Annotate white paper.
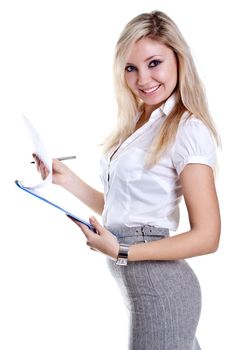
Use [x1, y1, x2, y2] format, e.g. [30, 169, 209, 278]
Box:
[22, 115, 52, 189]
[16, 115, 91, 225]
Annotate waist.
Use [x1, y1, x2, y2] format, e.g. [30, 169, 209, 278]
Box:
[106, 225, 169, 240]
[102, 207, 180, 231]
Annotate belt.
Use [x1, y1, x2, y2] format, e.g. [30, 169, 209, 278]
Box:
[106, 225, 169, 239]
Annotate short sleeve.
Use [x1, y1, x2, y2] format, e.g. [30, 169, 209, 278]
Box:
[172, 117, 217, 176]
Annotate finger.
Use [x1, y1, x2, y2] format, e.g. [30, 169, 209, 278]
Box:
[33, 155, 45, 174]
[90, 247, 99, 253]
[66, 215, 93, 239]
[78, 222, 95, 239]
[42, 166, 50, 180]
[87, 242, 98, 251]
[89, 216, 105, 236]
[35, 156, 40, 171]
[38, 161, 49, 180]
[40, 165, 47, 180]
[66, 214, 81, 227]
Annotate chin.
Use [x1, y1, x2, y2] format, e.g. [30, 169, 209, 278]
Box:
[144, 97, 164, 107]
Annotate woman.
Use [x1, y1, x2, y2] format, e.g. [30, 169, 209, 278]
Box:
[35, 10, 221, 350]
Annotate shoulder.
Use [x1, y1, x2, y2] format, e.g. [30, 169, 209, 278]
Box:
[171, 114, 217, 175]
[175, 113, 215, 149]
[177, 113, 212, 136]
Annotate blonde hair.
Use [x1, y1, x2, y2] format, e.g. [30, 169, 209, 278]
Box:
[103, 10, 219, 166]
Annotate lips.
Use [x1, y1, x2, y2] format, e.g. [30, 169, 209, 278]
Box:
[140, 84, 161, 95]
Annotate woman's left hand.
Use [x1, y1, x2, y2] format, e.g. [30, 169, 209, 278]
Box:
[67, 216, 119, 260]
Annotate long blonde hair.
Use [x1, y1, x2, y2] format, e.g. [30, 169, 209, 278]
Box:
[103, 10, 219, 166]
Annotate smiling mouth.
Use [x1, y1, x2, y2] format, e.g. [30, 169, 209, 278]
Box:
[140, 84, 161, 95]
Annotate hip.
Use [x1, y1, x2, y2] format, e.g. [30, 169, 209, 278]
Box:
[106, 225, 201, 305]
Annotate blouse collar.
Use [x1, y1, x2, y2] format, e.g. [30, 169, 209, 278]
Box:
[149, 92, 177, 122]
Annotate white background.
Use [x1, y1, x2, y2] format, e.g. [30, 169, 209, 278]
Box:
[0, 0, 232, 349]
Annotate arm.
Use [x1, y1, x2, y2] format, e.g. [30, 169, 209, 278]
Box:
[59, 164, 104, 216]
[68, 163, 221, 261]
[128, 164, 221, 261]
[34, 155, 104, 215]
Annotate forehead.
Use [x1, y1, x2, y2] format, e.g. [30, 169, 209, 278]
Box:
[126, 37, 173, 63]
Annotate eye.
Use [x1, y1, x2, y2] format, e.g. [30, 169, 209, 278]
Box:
[125, 65, 137, 72]
[149, 60, 162, 67]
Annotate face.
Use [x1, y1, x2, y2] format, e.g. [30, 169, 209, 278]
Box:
[125, 37, 178, 115]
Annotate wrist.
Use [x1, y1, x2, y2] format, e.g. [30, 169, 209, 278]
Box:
[116, 243, 130, 266]
[61, 170, 77, 189]
[112, 243, 120, 261]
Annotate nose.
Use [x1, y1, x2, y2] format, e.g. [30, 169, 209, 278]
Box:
[137, 69, 152, 87]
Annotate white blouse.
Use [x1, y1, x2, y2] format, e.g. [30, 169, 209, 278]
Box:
[99, 94, 216, 231]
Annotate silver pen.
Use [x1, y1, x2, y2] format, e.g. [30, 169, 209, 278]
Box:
[31, 155, 76, 163]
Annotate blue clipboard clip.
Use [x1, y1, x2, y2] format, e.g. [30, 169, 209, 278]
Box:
[15, 180, 96, 233]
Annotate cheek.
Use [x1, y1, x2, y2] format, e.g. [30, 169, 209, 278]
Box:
[168, 60, 178, 86]
[159, 64, 178, 87]
[125, 74, 136, 90]
[170, 69, 178, 88]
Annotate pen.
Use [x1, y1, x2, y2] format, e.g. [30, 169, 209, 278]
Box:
[31, 155, 76, 163]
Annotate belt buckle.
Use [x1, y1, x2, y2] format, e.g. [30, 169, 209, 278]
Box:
[141, 226, 148, 243]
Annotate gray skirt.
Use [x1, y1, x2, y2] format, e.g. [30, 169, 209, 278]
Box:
[106, 225, 202, 350]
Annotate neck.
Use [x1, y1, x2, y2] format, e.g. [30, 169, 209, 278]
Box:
[135, 102, 163, 131]
[144, 101, 164, 119]
[135, 113, 148, 130]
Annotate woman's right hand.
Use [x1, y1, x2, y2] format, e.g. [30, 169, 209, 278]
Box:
[33, 154, 104, 215]
[32, 154, 73, 187]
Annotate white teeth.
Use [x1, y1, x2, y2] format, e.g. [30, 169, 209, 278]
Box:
[142, 85, 160, 93]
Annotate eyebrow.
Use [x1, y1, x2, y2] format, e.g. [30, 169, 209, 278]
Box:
[126, 55, 163, 65]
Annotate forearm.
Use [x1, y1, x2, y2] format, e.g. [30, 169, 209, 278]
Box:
[128, 229, 220, 262]
[61, 171, 104, 215]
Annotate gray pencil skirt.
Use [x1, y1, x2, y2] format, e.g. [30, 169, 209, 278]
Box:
[106, 225, 202, 350]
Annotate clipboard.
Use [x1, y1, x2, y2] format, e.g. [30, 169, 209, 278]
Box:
[15, 180, 96, 232]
